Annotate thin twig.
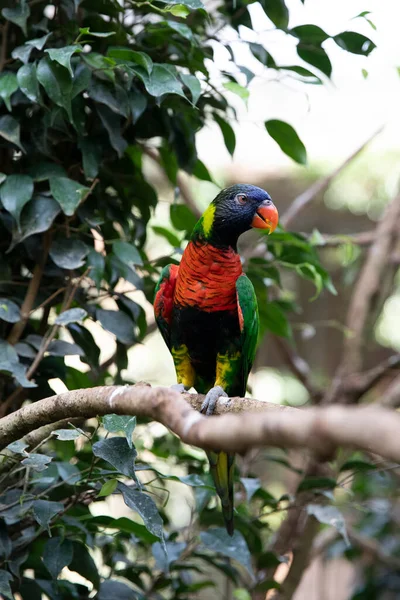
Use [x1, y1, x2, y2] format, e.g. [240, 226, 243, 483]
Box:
[0, 22, 9, 73]
[281, 125, 385, 228]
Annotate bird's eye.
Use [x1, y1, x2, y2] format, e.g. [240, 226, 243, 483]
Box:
[236, 193, 247, 205]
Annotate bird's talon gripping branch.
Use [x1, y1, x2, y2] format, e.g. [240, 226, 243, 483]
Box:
[200, 386, 228, 416]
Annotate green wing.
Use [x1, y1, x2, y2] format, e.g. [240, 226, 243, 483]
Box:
[236, 274, 259, 394]
[154, 263, 178, 351]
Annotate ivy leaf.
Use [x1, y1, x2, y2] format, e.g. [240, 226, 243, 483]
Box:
[0, 115, 25, 152]
[241, 477, 262, 502]
[108, 47, 153, 74]
[17, 64, 41, 103]
[21, 454, 52, 472]
[290, 24, 329, 44]
[307, 504, 350, 546]
[0, 174, 34, 228]
[37, 57, 73, 120]
[9, 195, 61, 251]
[280, 65, 322, 84]
[0, 73, 19, 111]
[265, 119, 307, 165]
[69, 542, 100, 589]
[170, 204, 198, 231]
[156, 0, 204, 8]
[181, 73, 201, 105]
[200, 528, 254, 580]
[6, 440, 29, 454]
[55, 308, 87, 326]
[214, 114, 236, 156]
[45, 45, 81, 77]
[50, 238, 89, 270]
[97, 580, 139, 600]
[92, 436, 137, 479]
[79, 138, 100, 179]
[43, 537, 73, 579]
[2, 0, 30, 36]
[96, 309, 135, 345]
[52, 428, 83, 441]
[113, 240, 143, 267]
[152, 540, 186, 572]
[86, 249, 105, 289]
[0, 299, 21, 324]
[102, 414, 137, 449]
[96, 104, 127, 157]
[118, 482, 164, 540]
[50, 176, 89, 216]
[32, 500, 64, 532]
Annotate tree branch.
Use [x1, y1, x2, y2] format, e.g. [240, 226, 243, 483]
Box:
[281, 125, 385, 228]
[2, 386, 400, 465]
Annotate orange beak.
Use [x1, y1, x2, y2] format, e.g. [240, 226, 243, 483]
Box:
[251, 200, 279, 234]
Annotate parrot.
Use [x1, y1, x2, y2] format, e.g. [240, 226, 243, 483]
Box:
[154, 184, 279, 535]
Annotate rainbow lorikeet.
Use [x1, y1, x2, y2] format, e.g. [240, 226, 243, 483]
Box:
[154, 184, 278, 535]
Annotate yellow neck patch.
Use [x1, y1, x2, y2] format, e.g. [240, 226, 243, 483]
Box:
[202, 203, 216, 237]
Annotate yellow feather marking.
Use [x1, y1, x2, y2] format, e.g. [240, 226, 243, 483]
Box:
[202, 203, 216, 237]
[172, 344, 196, 388]
[215, 351, 241, 389]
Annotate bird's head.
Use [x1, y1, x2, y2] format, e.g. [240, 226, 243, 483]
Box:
[194, 184, 278, 247]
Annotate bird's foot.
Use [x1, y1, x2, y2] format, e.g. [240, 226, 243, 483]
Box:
[200, 386, 228, 416]
[170, 383, 186, 393]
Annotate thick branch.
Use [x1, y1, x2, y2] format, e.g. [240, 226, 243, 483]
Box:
[281, 126, 385, 228]
[2, 386, 400, 465]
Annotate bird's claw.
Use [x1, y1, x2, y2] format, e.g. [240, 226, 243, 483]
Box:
[170, 383, 186, 394]
[200, 385, 228, 416]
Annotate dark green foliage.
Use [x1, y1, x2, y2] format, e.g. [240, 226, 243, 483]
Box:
[0, 0, 380, 597]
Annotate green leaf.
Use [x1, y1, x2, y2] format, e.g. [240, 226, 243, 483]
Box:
[88, 80, 129, 117]
[98, 478, 118, 497]
[79, 138, 100, 179]
[113, 240, 143, 267]
[297, 476, 337, 492]
[93, 437, 137, 479]
[0, 299, 21, 324]
[2, 0, 30, 35]
[334, 31, 376, 55]
[297, 44, 332, 78]
[241, 477, 262, 501]
[200, 528, 254, 580]
[9, 195, 60, 251]
[32, 500, 64, 532]
[339, 459, 375, 472]
[262, 0, 288, 28]
[107, 47, 153, 74]
[0, 73, 19, 111]
[21, 454, 52, 471]
[17, 64, 41, 103]
[28, 162, 67, 182]
[129, 89, 147, 123]
[307, 504, 350, 546]
[144, 64, 186, 98]
[157, 0, 204, 7]
[102, 414, 137, 448]
[55, 308, 87, 326]
[168, 4, 190, 17]
[52, 428, 83, 440]
[90, 515, 159, 543]
[290, 24, 329, 44]
[152, 540, 186, 572]
[0, 173, 5, 185]
[45, 45, 81, 77]
[6, 440, 29, 454]
[0, 174, 34, 228]
[96, 104, 127, 157]
[97, 580, 139, 600]
[262, 301, 291, 337]
[265, 119, 307, 164]
[214, 114, 236, 156]
[223, 81, 249, 105]
[152, 226, 181, 248]
[50, 238, 89, 270]
[0, 339, 36, 388]
[69, 542, 100, 589]
[78, 27, 115, 38]
[181, 73, 201, 105]
[0, 115, 25, 152]
[50, 176, 90, 216]
[37, 57, 73, 119]
[43, 537, 73, 579]
[167, 20, 194, 41]
[0, 570, 13, 600]
[192, 159, 213, 182]
[170, 204, 198, 231]
[56, 462, 81, 484]
[118, 482, 164, 540]
[86, 249, 105, 289]
[280, 65, 322, 84]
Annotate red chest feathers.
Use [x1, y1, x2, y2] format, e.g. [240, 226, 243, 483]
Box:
[174, 241, 242, 312]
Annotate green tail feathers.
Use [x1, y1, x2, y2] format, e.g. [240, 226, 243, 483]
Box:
[208, 450, 235, 536]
